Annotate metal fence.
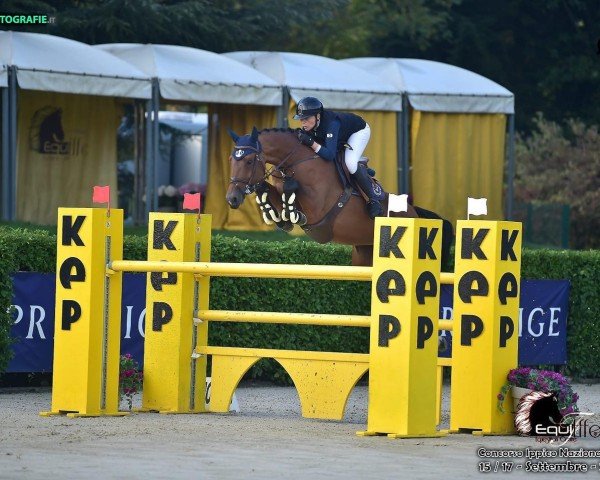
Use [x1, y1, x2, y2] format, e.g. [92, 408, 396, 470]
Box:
[512, 202, 570, 249]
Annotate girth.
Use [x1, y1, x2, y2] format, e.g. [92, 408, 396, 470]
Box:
[301, 187, 353, 244]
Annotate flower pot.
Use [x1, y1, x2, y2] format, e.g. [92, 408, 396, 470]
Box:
[512, 386, 533, 412]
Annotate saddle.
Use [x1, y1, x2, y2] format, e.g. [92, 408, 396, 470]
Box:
[334, 149, 386, 202]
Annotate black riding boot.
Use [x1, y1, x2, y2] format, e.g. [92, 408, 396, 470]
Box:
[351, 163, 383, 218]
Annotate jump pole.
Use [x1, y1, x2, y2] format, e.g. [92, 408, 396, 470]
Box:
[140, 212, 212, 414]
[359, 216, 445, 438]
[450, 220, 522, 435]
[41, 208, 125, 417]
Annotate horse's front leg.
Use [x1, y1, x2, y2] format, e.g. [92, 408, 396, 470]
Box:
[255, 181, 293, 231]
[281, 178, 307, 226]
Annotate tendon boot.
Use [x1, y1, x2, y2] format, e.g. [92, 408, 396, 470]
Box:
[351, 163, 383, 218]
[254, 185, 293, 231]
[282, 177, 307, 226]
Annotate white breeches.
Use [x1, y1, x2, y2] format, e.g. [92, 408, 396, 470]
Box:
[345, 123, 371, 174]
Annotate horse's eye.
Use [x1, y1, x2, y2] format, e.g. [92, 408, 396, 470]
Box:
[246, 158, 253, 165]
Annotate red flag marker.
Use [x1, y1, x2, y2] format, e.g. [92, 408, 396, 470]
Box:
[93, 185, 110, 204]
[183, 192, 201, 211]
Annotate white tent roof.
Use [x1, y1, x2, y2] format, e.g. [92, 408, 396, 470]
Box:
[225, 51, 401, 111]
[0, 31, 151, 98]
[343, 58, 514, 114]
[95, 44, 282, 106]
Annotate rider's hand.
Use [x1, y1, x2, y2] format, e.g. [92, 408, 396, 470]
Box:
[297, 130, 315, 147]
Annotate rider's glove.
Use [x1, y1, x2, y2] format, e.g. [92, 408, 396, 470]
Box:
[297, 130, 315, 147]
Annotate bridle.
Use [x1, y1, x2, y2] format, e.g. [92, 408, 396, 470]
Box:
[229, 143, 264, 195]
[229, 135, 319, 195]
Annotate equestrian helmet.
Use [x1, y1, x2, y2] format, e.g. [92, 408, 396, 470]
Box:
[294, 97, 323, 120]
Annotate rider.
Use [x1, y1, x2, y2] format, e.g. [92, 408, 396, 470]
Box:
[294, 96, 383, 218]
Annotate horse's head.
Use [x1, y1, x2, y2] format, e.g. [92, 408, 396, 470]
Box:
[226, 127, 265, 209]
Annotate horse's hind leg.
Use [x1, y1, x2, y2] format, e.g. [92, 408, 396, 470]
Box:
[352, 245, 373, 266]
[413, 206, 455, 272]
[440, 218, 454, 272]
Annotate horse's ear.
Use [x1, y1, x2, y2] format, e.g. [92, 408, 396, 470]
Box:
[227, 128, 239, 143]
[250, 126, 259, 142]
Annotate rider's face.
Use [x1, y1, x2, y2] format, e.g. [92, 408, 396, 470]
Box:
[301, 115, 318, 131]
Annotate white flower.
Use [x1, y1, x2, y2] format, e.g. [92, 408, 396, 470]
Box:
[157, 185, 166, 196]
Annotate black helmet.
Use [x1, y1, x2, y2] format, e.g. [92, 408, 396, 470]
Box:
[293, 97, 323, 120]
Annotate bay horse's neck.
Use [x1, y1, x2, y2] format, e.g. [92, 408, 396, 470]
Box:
[258, 130, 343, 222]
[258, 130, 301, 167]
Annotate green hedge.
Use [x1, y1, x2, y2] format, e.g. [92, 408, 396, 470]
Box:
[1, 226, 599, 380]
[521, 249, 600, 378]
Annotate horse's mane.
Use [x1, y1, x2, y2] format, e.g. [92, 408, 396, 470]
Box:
[259, 128, 297, 135]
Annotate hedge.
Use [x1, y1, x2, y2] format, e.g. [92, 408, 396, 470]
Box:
[1, 226, 599, 381]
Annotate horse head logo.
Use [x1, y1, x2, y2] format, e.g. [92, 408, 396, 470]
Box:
[29, 106, 69, 154]
[515, 391, 564, 436]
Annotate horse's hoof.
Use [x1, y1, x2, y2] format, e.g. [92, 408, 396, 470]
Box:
[276, 221, 293, 232]
[293, 212, 307, 226]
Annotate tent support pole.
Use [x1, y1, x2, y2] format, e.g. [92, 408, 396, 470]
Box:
[506, 113, 515, 220]
[151, 78, 160, 213]
[133, 100, 145, 225]
[399, 94, 410, 194]
[1, 66, 17, 221]
[1, 84, 9, 220]
[144, 80, 157, 223]
[278, 87, 290, 128]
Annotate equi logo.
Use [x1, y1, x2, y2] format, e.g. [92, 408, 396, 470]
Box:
[29, 106, 82, 155]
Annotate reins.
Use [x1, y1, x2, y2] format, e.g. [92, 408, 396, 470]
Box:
[229, 134, 318, 193]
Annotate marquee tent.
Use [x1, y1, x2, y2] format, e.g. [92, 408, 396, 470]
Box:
[95, 43, 283, 229]
[0, 31, 152, 224]
[343, 57, 515, 224]
[225, 51, 400, 111]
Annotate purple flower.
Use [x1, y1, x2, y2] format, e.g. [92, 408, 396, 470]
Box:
[497, 393, 504, 400]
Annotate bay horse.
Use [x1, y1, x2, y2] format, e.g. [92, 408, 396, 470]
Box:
[226, 127, 453, 267]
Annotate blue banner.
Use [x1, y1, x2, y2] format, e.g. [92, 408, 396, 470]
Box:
[8, 273, 147, 372]
[437, 280, 569, 365]
[7, 273, 569, 372]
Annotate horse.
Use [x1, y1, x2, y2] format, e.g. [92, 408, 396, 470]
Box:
[225, 127, 453, 267]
